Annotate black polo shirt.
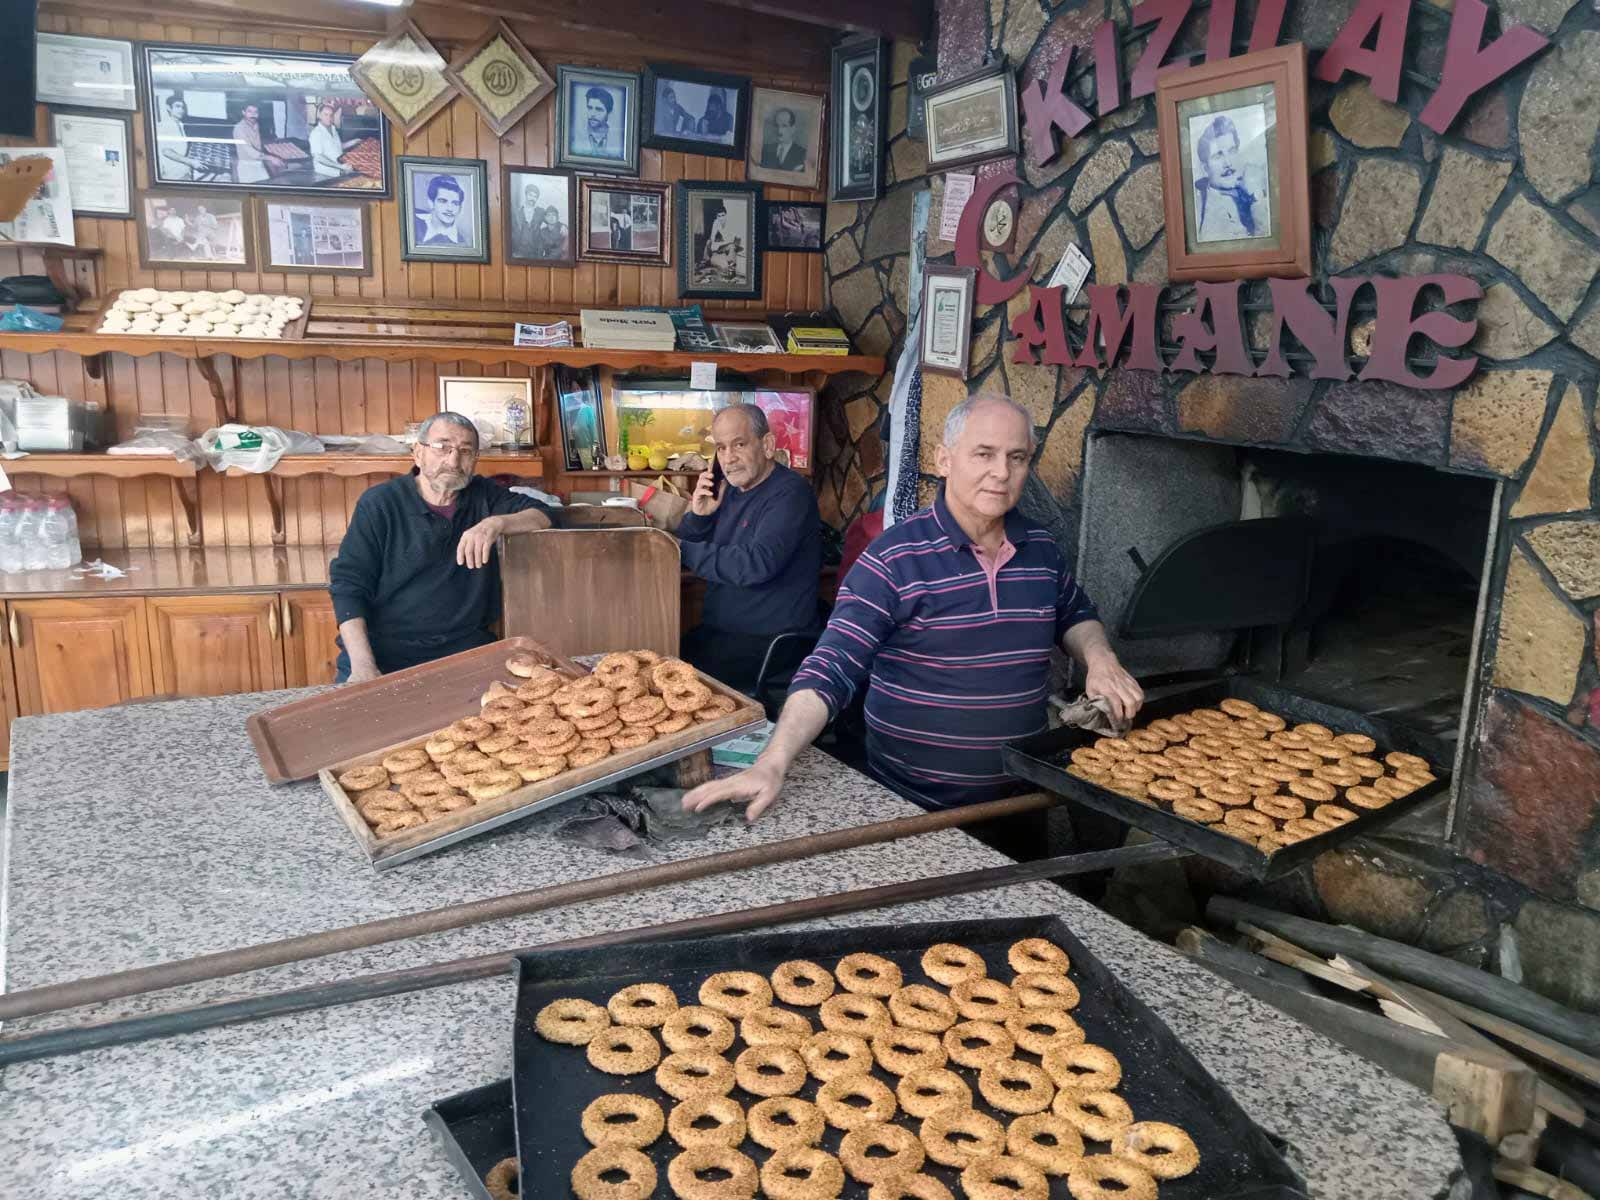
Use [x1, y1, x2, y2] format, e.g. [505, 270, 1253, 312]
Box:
[329, 473, 541, 674]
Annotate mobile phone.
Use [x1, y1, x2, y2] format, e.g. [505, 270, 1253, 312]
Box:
[711, 453, 725, 489]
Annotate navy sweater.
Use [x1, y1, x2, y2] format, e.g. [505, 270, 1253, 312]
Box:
[676, 462, 822, 636]
[329, 473, 541, 673]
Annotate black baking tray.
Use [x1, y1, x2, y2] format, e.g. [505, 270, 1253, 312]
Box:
[512, 915, 1307, 1200]
[1003, 677, 1451, 881]
[423, 1078, 518, 1200]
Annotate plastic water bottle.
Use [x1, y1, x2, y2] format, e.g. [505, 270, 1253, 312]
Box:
[64, 498, 82, 567]
[41, 498, 73, 570]
[0, 496, 21, 575]
[16, 498, 45, 572]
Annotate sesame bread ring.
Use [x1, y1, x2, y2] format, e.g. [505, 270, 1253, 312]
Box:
[888, 984, 958, 1032]
[558, 686, 613, 719]
[594, 652, 642, 681]
[699, 970, 773, 1017]
[1066, 1156, 1157, 1200]
[816, 1072, 896, 1130]
[650, 659, 698, 692]
[1290, 721, 1332, 741]
[1397, 766, 1437, 787]
[980, 1058, 1056, 1114]
[1009, 1113, 1087, 1175]
[922, 942, 987, 986]
[1334, 732, 1378, 755]
[921, 1108, 1005, 1167]
[742, 1006, 813, 1048]
[448, 716, 494, 742]
[1258, 831, 1294, 854]
[1106, 777, 1149, 803]
[664, 1006, 737, 1055]
[1009, 937, 1069, 975]
[1201, 780, 1252, 807]
[1289, 776, 1337, 804]
[1283, 817, 1333, 842]
[1173, 796, 1224, 824]
[1042, 1042, 1123, 1093]
[1228, 743, 1271, 764]
[1109, 761, 1155, 786]
[665, 681, 714, 714]
[610, 675, 650, 704]
[951, 977, 1018, 1021]
[1146, 717, 1188, 742]
[1053, 1090, 1134, 1142]
[896, 1067, 972, 1118]
[1223, 809, 1276, 838]
[467, 770, 520, 802]
[574, 709, 623, 732]
[338, 763, 389, 792]
[609, 982, 679, 1027]
[760, 1146, 845, 1200]
[582, 1093, 665, 1148]
[772, 960, 836, 1006]
[517, 758, 568, 782]
[819, 993, 891, 1037]
[1093, 736, 1138, 759]
[1373, 775, 1417, 799]
[1251, 710, 1287, 731]
[837, 952, 902, 997]
[481, 696, 525, 723]
[1187, 734, 1231, 758]
[1307, 739, 1350, 761]
[841, 1122, 926, 1183]
[1170, 766, 1219, 789]
[871, 1028, 946, 1076]
[943, 1020, 1015, 1068]
[424, 736, 460, 761]
[1112, 1121, 1200, 1179]
[748, 1096, 824, 1150]
[1342, 755, 1385, 779]
[525, 717, 578, 751]
[1257, 761, 1302, 784]
[569, 741, 612, 768]
[1163, 744, 1208, 767]
[1315, 804, 1358, 827]
[1123, 731, 1167, 754]
[1347, 784, 1393, 809]
[1192, 707, 1234, 728]
[1313, 763, 1362, 788]
[1007, 1008, 1086, 1055]
[1067, 764, 1111, 785]
[667, 1095, 747, 1149]
[1070, 747, 1115, 771]
[404, 777, 457, 800]
[654, 712, 694, 735]
[535, 996, 609, 1044]
[632, 649, 663, 667]
[1218, 697, 1260, 718]
[1015, 972, 1080, 1011]
[511, 705, 559, 735]
[657, 1050, 736, 1100]
[1254, 793, 1306, 821]
[572, 1145, 656, 1200]
[961, 1156, 1050, 1200]
[619, 695, 669, 725]
[802, 1030, 873, 1081]
[1270, 730, 1312, 751]
[1133, 753, 1178, 777]
[694, 695, 740, 722]
[868, 1176, 953, 1200]
[440, 766, 484, 789]
[1146, 778, 1194, 805]
[445, 748, 497, 772]
[485, 1157, 518, 1200]
[587, 1025, 661, 1074]
[495, 745, 545, 767]
[1173, 714, 1212, 737]
[357, 789, 409, 816]
[1276, 749, 1320, 771]
[515, 677, 563, 702]
[1239, 772, 1282, 796]
[383, 748, 432, 774]
[476, 732, 518, 755]
[375, 811, 425, 834]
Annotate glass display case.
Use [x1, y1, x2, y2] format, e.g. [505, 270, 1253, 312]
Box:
[611, 378, 814, 470]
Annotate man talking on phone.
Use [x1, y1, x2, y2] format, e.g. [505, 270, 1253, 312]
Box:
[677, 403, 823, 692]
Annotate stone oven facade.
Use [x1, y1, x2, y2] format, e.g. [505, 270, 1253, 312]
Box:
[818, 0, 1600, 1007]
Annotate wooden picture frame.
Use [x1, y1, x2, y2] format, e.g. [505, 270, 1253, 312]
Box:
[556, 65, 641, 176]
[398, 156, 490, 264]
[747, 87, 825, 190]
[923, 61, 1019, 171]
[348, 20, 456, 139]
[440, 375, 534, 448]
[676, 180, 763, 302]
[446, 20, 556, 140]
[503, 167, 577, 267]
[1155, 43, 1311, 282]
[829, 36, 887, 202]
[256, 197, 373, 276]
[36, 33, 136, 111]
[759, 200, 824, 253]
[919, 264, 976, 377]
[577, 177, 670, 267]
[135, 189, 255, 270]
[555, 366, 605, 469]
[49, 108, 133, 218]
[641, 64, 751, 160]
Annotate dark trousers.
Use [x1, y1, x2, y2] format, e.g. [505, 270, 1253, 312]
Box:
[680, 624, 782, 694]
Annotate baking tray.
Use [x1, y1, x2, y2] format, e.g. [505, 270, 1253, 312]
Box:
[423, 1078, 517, 1200]
[511, 915, 1307, 1200]
[1003, 678, 1451, 881]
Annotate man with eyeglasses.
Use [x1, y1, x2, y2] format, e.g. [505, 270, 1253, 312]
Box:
[329, 412, 552, 684]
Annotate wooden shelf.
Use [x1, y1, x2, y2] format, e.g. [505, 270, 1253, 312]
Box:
[6, 453, 196, 480]
[221, 454, 543, 480]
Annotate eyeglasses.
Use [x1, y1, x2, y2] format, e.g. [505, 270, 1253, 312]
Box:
[419, 440, 478, 458]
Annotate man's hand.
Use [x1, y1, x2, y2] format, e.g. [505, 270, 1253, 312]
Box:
[689, 469, 724, 517]
[682, 759, 787, 822]
[457, 515, 504, 569]
[344, 662, 381, 685]
[1083, 650, 1144, 726]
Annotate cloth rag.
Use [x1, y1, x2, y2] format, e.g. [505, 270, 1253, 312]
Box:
[1048, 692, 1129, 737]
[554, 780, 740, 855]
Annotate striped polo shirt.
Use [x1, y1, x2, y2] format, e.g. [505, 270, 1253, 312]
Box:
[790, 489, 1098, 808]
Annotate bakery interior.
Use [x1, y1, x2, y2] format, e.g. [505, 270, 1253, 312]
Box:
[0, 0, 1598, 1196]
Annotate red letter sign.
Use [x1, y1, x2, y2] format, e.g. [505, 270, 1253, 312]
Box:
[1129, 0, 1194, 98]
[1169, 281, 1253, 376]
[1074, 285, 1164, 371]
[1360, 274, 1481, 390]
[1256, 277, 1363, 380]
[1021, 52, 1093, 165]
[1094, 20, 1123, 116]
[1420, 0, 1549, 134]
[1011, 286, 1074, 365]
[1314, 0, 1411, 102]
[955, 166, 1031, 307]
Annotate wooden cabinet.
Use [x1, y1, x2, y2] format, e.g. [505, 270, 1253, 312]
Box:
[282, 592, 340, 687]
[9, 597, 155, 716]
[149, 595, 286, 698]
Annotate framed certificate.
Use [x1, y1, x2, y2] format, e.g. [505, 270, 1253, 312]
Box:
[919, 265, 976, 376]
[35, 33, 136, 111]
[50, 110, 133, 218]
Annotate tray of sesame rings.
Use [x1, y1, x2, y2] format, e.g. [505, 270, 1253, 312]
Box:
[1002, 678, 1451, 881]
[506, 915, 1308, 1200]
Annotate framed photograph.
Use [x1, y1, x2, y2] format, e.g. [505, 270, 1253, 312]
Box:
[556, 65, 640, 175]
[399, 156, 489, 263]
[258, 198, 371, 275]
[760, 200, 824, 253]
[555, 366, 605, 469]
[642, 64, 749, 160]
[578, 177, 670, 267]
[748, 87, 825, 189]
[440, 376, 534, 449]
[141, 43, 390, 196]
[50, 109, 133, 218]
[348, 20, 455, 139]
[677, 181, 762, 301]
[504, 167, 576, 267]
[446, 20, 555, 140]
[36, 33, 135, 111]
[711, 322, 782, 353]
[923, 62, 1019, 171]
[829, 37, 887, 202]
[0, 148, 74, 246]
[136, 191, 253, 270]
[1156, 43, 1311, 282]
[919, 265, 976, 376]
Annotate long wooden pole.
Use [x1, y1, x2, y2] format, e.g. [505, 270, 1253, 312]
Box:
[0, 792, 1058, 1023]
[0, 842, 1186, 1067]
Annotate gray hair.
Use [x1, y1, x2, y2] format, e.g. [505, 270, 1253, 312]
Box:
[942, 393, 1037, 450]
[418, 411, 480, 449]
[714, 402, 770, 439]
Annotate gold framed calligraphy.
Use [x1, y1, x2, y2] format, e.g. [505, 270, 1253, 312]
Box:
[349, 22, 456, 140]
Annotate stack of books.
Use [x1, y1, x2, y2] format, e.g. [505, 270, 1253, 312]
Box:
[513, 320, 574, 348]
[769, 311, 852, 355]
[580, 309, 678, 352]
[639, 305, 718, 352]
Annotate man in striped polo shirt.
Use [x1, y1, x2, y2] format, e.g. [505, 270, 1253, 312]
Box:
[684, 393, 1142, 828]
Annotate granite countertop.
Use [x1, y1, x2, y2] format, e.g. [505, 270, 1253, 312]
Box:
[0, 691, 1462, 1198]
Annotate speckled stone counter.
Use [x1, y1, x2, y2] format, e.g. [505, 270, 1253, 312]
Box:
[0, 691, 1462, 1198]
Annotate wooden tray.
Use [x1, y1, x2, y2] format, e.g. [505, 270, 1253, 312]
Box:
[91, 288, 312, 341]
[500, 528, 680, 659]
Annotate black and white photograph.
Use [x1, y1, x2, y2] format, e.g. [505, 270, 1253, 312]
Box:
[760, 200, 824, 253]
[398, 156, 489, 263]
[829, 37, 886, 202]
[711, 322, 782, 353]
[36, 33, 136, 111]
[503, 167, 576, 267]
[578, 177, 670, 266]
[136, 191, 253, 269]
[642, 65, 749, 159]
[50, 109, 133, 218]
[1185, 101, 1274, 245]
[141, 43, 389, 195]
[259, 198, 370, 274]
[556, 65, 640, 175]
[677, 181, 762, 301]
[747, 87, 824, 189]
[923, 63, 1019, 170]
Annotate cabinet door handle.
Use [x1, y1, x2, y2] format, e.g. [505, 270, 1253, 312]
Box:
[268, 603, 279, 640]
[282, 597, 293, 637]
[7, 609, 17, 648]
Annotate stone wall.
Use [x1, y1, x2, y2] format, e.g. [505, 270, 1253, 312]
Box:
[822, 0, 1600, 1004]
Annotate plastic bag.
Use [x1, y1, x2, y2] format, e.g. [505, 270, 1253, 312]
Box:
[105, 430, 206, 467]
[197, 424, 324, 473]
[0, 304, 63, 333]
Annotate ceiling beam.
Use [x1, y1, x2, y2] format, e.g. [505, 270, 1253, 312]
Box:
[694, 0, 930, 43]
